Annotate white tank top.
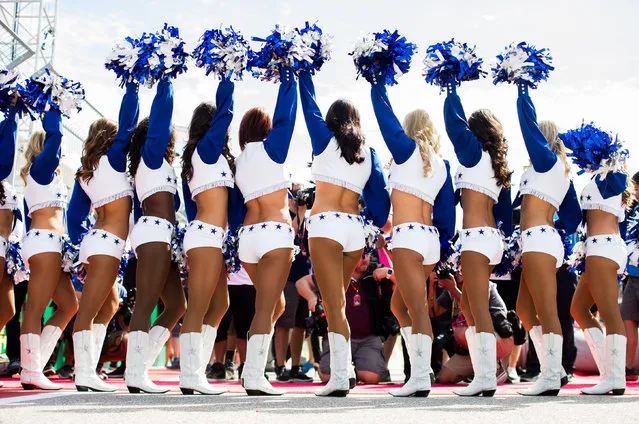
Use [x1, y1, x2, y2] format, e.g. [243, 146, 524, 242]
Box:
[454, 151, 500, 201]
[24, 173, 68, 216]
[188, 149, 234, 199]
[134, 158, 177, 203]
[519, 159, 570, 210]
[235, 142, 290, 202]
[387, 147, 446, 205]
[311, 138, 371, 195]
[79, 155, 133, 208]
[581, 179, 625, 222]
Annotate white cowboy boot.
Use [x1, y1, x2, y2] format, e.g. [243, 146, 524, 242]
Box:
[73, 331, 117, 392]
[316, 332, 350, 397]
[124, 331, 169, 394]
[179, 332, 225, 395]
[201, 325, 217, 372]
[242, 333, 285, 395]
[528, 325, 568, 387]
[454, 331, 497, 397]
[92, 323, 107, 370]
[347, 336, 356, 389]
[519, 333, 562, 396]
[147, 326, 170, 369]
[390, 333, 431, 397]
[20, 333, 62, 390]
[583, 327, 605, 377]
[40, 325, 62, 370]
[582, 334, 626, 395]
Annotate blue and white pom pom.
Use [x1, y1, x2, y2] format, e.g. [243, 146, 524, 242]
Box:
[567, 232, 587, 274]
[105, 35, 148, 87]
[559, 122, 629, 176]
[171, 223, 188, 278]
[137, 23, 188, 85]
[492, 229, 522, 277]
[349, 30, 417, 86]
[361, 215, 382, 257]
[423, 39, 486, 91]
[434, 236, 460, 277]
[298, 22, 332, 75]
[249, 24, 317, 82]
[192, 27, 253, 80]
[5, 239, 29, 283]
[19, 69, 84, 118]
[492, 42, 554, 88]
[61, 237, 83, 275]
[223, 231, 241, 273]
[0, 68, 30, 117]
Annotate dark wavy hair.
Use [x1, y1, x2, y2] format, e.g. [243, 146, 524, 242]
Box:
[239, 107, 272, 151]
[468, 109, 512, 189]
[325, 99, 365, 165]
[77, 118, 118, 182]
[182, 102, 235, 183]
[127, 117, 176, 178]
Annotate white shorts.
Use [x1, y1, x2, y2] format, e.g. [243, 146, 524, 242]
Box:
[307, 212, 365, 253]
[238, 221, 294, 264]
[184, 220, 225, 254]
[130, 216, 174, 253]
[0, 235, 7, 260]
[391, 223, 440, 265]
[79, 229, 126, 264]
[585, 234, 627, 274]
[521, 225, 563, 268]
[460, 226, 504, 265]
[22, 229, 63, 266]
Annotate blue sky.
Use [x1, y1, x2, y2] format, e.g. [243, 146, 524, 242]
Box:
[55, 0, 639, 186]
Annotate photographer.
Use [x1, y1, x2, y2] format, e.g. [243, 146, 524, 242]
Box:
[273, 183, 314, 382]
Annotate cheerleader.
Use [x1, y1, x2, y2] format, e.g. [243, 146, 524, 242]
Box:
[235, 67, 297, 396]
[125, 79, 186, 394]
[513, 84, 581, 396]
[443, 84, 512, 397]
[299, 70, 391, 397]
[569, 150, 631, 395]
[65, 82, 140, 392]
[370, 82, 455, 397]
[20, 111, 79, 390]
[178, 77, 237, 395]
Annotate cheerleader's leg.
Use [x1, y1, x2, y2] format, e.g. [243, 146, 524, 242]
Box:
[0, 272, 15, 331]
[154, 264, 186, 331]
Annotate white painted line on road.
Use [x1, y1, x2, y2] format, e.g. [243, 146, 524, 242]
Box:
[0, 391, 77, 405]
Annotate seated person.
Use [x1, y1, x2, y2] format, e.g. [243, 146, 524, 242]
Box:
[434, 269, 515, 384]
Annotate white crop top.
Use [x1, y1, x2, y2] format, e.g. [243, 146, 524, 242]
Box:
[0, 182, 18, 211]
[454, 150, 500, 201]
[79, 156, 133, 209]
[24, 173, 68, 216]
[311, 138, 371, 195]
[387, 147, 446, 205]
[235, 142, 289, 203]
[580, 179, 625, 222]
[135, 158, 177, 203]
[188, 149, 234, 199]
[519, 160, 570, 210]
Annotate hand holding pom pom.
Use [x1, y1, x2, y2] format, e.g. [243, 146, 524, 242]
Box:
[0, 68, 31, 117]
[298, 22, 332, 75]
[150, 24, 189, 82]
[492, 42, 554, 88]
[105, 36, 148, 87]
[423, 39, 486, 91]
[350, 30, 417, 86]
[192, 27, 254, 80]
[19, 69, 85, 119]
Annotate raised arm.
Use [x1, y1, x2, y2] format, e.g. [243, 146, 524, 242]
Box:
[0, 107, 18, 181]
[362, 148, 391, 228]
[30, 110, 63, 185]
[596, 171, 628, 199]
[433, 160, 456, 241]
[298, 71, 333, 156]
[196, 79, 234, 164]
[67, 180, 92, 244]
[140, 79, 174, 170]
[107, 82, 140, 172]
[370, 84, 415, 164]
[443, 85, 483, 168]
[263, 69, 298, 164]
[517, 84, 556, 173]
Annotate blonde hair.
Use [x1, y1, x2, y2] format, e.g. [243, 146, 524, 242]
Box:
[539, 120, 570, 176]
[402, 109, 441, 177]
[20, 131, 45, 184]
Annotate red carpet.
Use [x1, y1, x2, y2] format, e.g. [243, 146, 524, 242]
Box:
[1, 369, 638, 398]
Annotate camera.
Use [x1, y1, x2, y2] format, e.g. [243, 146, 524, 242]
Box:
[305, 301, 327, 336]
[117, 287, 136, 326]
[294, 185, 316, 209]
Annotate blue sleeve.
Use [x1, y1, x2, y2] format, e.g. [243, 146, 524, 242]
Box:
[493, 187, 513, 237]
[0, 108, 18, 180]
[433, 160, 456, 241]
[556, 181, 581, 235]
[133, 193, 142, 222]
[443, 85, 483, 168]
[140, 79, 174, 170]
[620, 218, 627, 239]
[107, 82, 140, 172]
[227, 185, 247, 234]
[182, 181, 197, 222]
[595, 172, 627, 199]
[30, 110, 63, 185]
[67, 180, 92, 244]
[196, 79, 234, 164]
[23, 199, 31, 231]
[516, 85, 557, 173]
[174, 191, 181, 213]
[370, 84, 416, 164]
[298, 71, 333, 156]
[263, 70, 298, 164]
[361, 148, 391, 228]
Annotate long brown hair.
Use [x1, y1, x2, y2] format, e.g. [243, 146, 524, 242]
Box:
[468, 109, 512, 189]
[325, 99, 365, 165]
[76, 118, 118, 182]
[182, 102, 235, 183]
[127, 118, 176, 178]
[20, 131, 45, 184]
[238, 107, 272, 151]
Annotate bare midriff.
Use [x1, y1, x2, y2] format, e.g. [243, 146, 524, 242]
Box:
[585, 209, 620, 237]
[0, 209, 13, 239]
[193, 186, 228, 229]
[30, 207, 66, 236]
[520, 195, 556, 230]
[244, 188, 291, 226]
[93, 196, 132, 240]
[141, 191, 176, 223]
[311, 181, 360, 217]
[391, 190, 433, 227]
[461, 189, 496, 229]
